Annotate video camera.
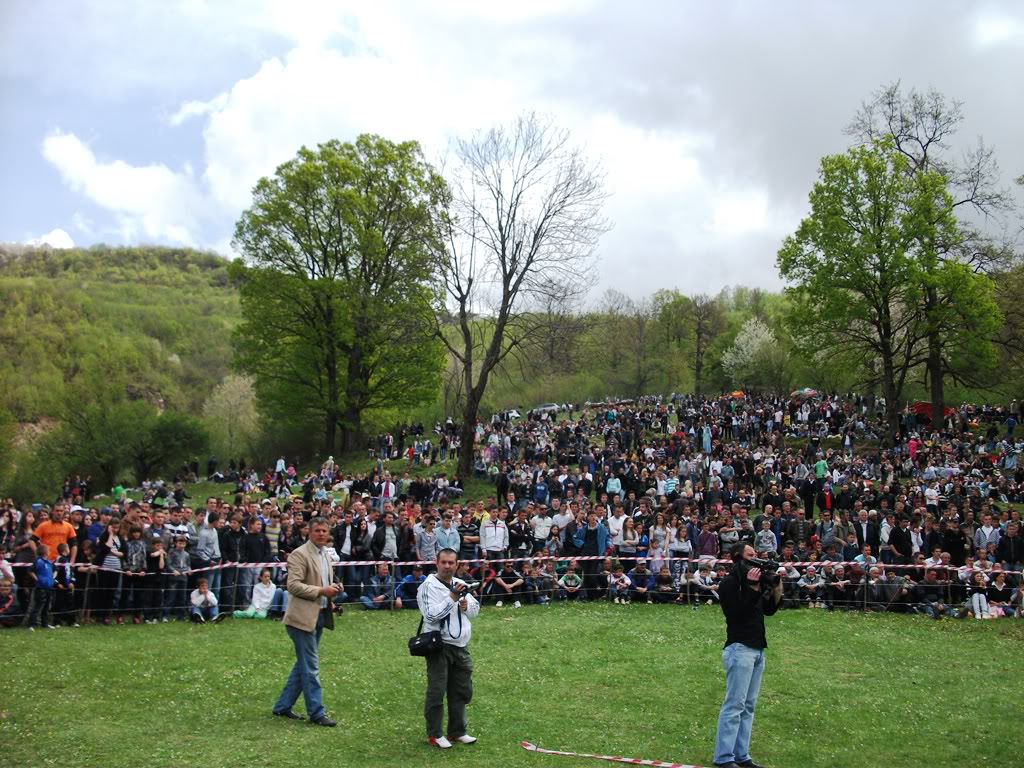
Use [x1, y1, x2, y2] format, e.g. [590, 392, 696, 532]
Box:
[737, 555, 781, 589]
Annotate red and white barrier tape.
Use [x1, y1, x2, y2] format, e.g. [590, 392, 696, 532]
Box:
[521, 741, 709, 768]
[9, 555, 1019, 575]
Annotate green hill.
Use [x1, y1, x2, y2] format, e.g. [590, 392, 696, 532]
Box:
[0, 244, 240, 422]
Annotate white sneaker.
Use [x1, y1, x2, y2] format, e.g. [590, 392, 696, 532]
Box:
[46, 624, 58, 629]
[495, 601, 503, 608]
[448, 734, 477, 745]
[428, 736, 453, 749]
[161, 617, 169, 623]
[613, 597, 620, 604]
[513, 600, 522, 608]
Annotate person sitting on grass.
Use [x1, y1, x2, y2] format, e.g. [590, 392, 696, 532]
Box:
[627, 559, 653, 604]
[0, 578, 22, 628]
[233, 568, 276, 619]
[608, 563, 631, 604]
[798, 565, 826, 608]
[690, 561, 720, 605]
[359, 563, 396, 610]
[190, 577, 224, 623]
[557, 567, 583, 601]
[532, 563, 556, 604]
[652, 565, 676, 603]
[490, 561, 524, 608]
[395, 564, 425, 609]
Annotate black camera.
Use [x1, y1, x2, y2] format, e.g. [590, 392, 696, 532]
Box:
[738, 555, 781, 589]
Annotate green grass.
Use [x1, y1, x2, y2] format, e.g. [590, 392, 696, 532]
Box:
[3, 606, 1021, 768]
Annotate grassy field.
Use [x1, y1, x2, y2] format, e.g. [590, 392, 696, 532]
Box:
[3, 605, 1021, 768]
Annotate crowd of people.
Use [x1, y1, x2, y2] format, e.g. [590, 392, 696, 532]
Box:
[3, 391, 1024, 629]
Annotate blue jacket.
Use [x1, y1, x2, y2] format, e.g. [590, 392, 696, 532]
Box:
[627, 568, 654, 591]
[573, 522, 609, 555]
[33, 557, 56, 589]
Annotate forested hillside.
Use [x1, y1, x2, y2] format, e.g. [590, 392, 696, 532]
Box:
[0, 245, 239, 421]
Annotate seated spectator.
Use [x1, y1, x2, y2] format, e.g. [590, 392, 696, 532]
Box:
[652, 565, 676, 603]
[607, 564, 631, 604]
[0, 578, 22, 627]
[395, 564, 425, 609]
[917, 568, 952, 619]
[627, 560, 653, 604]
[798, 565, 825, 608]
[988, 571, 1013, 617]
[967, 571, 997, 619]
[690, 562, 720, 605]
[488, 562, 524, 608]
[557, 567, 583, 601]
[359, 564, 396, 610]
[532, 563, 556, 604]
[190, 578, 224, 623]
[233, 568, 275, 619]
[825, 564, 855, 610]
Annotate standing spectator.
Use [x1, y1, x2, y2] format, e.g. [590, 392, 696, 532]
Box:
[144, 539, 166, 624]
[124, 525, 147, 624]
[52, 543, 77, 626]
[479, 508, 509, 564]
[572, 510, 609, 601]
[164, 536, 190, 621]
[33, 505, 78, 563]
[27, 543, 56, 630]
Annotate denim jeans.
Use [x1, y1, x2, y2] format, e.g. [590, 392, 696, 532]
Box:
[274, 612, 326, 720]
[270, 587, 289, 614]
[190, 604, 219, 620]
[714, 643, 765, 766]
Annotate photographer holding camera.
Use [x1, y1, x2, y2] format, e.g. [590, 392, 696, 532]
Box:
[418, 548, 480, 749]
[712, 543, 783, 768]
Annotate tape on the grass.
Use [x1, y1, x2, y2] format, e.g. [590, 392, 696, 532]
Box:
[521, 740, 710, 768]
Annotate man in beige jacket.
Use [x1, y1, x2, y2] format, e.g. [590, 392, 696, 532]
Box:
[272, 517, 342, 726]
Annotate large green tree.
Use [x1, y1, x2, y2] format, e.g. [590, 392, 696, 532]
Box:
[232, 135, 445, 455]
[846, 83, 1012, 422]
[778, 141, 962, 444]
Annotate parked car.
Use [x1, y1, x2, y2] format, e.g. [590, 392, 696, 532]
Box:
[535, 403, 560, 415]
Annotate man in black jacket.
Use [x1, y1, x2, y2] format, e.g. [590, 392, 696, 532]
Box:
[218, 514, 245, 611]
[997, 521, 1023, 584]
[887, 515, 913, 566]
[239, 517, 272, 606]
[712, 543, 782, 768]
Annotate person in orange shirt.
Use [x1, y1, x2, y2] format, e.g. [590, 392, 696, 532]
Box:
[33, 506, 78, 563]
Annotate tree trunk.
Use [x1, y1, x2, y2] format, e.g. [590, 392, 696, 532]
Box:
[458, 390, 481, 479]
[881, 355, 900, 448]
[341, 407, 362, 453]
[694, 335, 704, 397]
[927, 330, 944, 432]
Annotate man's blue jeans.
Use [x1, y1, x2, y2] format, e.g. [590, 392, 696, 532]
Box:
[714, 643, 765, 766]
[274, 612, 326, 720]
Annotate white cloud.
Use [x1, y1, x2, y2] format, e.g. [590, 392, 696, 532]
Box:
[27, 228, 75, 249]
[41, 130, 203, 245]
[169, 93, 229, 126]
[973, 14, 1024, 47]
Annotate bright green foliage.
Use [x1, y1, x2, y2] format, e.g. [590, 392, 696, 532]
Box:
[778, 141, 964, 442]
[0, 245, 238, 420]
[232, 135, 445, 454]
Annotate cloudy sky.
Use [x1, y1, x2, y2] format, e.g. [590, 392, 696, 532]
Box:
[1, 1, 1021, 297]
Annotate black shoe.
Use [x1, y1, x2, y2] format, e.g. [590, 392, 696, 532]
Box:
[310, 715, 337, 727]
[190, 613, 204, 624]
[738, 761, 767, 768]
[272, 709, 306, 721]
[211, 613, 227, 623]
[714, 763, 741, 768]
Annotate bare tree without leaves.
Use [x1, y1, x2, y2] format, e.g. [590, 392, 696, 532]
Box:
[433, 113, 611, 478]
[846, 83, 1016, 421]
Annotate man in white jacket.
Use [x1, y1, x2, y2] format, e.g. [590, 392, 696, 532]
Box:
[418, 548, 479, 749]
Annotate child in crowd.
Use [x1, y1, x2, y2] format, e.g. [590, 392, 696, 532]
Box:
[0, 578, 22, 627]
[145, 538, 165, 624]
[608, 563, 631, 604]
[653, 565, 676, 603]
[53, 543, 78, 627]
[124, 525, 147, 624]
[165, 536, 190, 621]
[190, 577, 224, 623]
[234, 568, 275, 619]
[27, 543, 56, 630]
[557, 567, 582, 601]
